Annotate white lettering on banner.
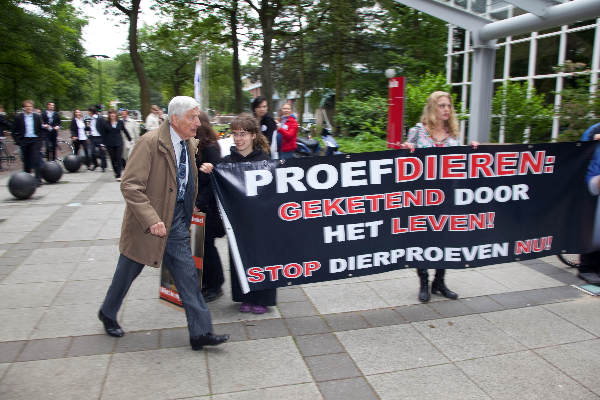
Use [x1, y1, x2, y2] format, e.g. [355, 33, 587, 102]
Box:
[243, 151, 555, 196]
[454, 184, 529, 205]
[323, 220, 384, 243]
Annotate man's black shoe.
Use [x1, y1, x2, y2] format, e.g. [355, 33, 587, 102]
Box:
[202, 288, 224, 303]
[190, 333, 230, 350]
[98, 310, 124, 337]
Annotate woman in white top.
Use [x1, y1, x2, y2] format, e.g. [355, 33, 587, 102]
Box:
[70, 109, 91, 169]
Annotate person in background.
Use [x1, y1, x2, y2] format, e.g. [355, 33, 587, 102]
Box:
[195, 111, 226, 303]
[145, 105, 165, 132]
[276, 103, 297, 160]
[103, 109, 132, 181]
[224, 113, 276, 314]
[252, 96, 278, 159]
[120, 109, 140, 168]
[402, 91, 478, 303]
[0, 104, 12, 134]
[70, 109, 91, 169]
[88, 106, 107, 172]
[12, 100, 44, 185]
[98, 96, 229, 351]
[41, 101, 61, 161]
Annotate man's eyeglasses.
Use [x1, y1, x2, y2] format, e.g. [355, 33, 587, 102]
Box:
[232, 130, 250, 138]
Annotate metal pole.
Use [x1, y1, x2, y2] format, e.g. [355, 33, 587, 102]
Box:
[98, 57, 103, 107]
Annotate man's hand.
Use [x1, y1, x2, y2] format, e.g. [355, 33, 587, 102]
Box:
[150, 221, 167, 237]
[199, 162, 213, 174]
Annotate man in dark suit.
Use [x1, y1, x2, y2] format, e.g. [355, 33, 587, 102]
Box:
[42, 101, 61, 161]
[12, 100, 45, 184]
[87, 106, 107, 172]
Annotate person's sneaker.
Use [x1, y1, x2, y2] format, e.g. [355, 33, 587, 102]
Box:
[251, 305, 268, 314]
[239, 303, 252, 313]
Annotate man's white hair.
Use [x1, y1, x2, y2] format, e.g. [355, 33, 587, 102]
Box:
[167, 96, 199, 122]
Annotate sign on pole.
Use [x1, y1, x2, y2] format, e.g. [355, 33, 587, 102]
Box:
[387, 76, 405, 149]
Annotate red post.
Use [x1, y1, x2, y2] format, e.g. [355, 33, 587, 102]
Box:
[387, 76, 405, 149]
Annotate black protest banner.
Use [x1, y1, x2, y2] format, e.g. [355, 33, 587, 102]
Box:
[212, 142, 597, 293]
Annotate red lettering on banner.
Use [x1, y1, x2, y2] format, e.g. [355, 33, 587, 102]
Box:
[409, 215, 427, 232]
[469, 213, 486, 230]
[441, 154, 467, 179]
[303, 200, 322, 219]
[385, 192, 403, 210]
[247, 267, 265, 283]
[364, 194, 384, 212]
[425, 155, 437, 180]
[496, 152, 519, 176]
[469, 153, 494, 178]
[283, 263, 302, 278]
[304, 261, 321, 276]
[428, 215, 448, 231]
[518, 151, 544, 174]
[449, 215, 468, 231]
[279, 202, 301, 221]
[514, 236, 553, 255]
[395, 157, 422, 182]
[404, 191, 422, 207]
[264, 265, 283, 281]
[426, 189, 444, 206]
[323, 198, 345, 216]
[347, 196, 366, 214]
[391, 217, 408, 233]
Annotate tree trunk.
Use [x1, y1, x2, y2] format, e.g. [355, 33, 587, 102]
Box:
[128, 0, 151, 119]
[296, 4, 305, 127]
[230, 1, 243, 113]
[261, 8, 275, 112]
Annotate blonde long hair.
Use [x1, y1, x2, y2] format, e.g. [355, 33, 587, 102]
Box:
[420, 91, 459, 138]
[230, 113, 270, 155]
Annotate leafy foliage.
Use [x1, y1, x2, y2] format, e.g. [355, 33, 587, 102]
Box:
[555, 70, 600, 141]
[334, 96, 387, 137]
[491, 82, 553, 143]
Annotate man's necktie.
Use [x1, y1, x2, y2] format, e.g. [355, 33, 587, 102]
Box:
[177, 140, 186, 201]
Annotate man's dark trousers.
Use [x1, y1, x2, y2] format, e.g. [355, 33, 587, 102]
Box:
[89, 136, 107, 169]
[22, 137, 43, 181]
[100, 166, 212, 337]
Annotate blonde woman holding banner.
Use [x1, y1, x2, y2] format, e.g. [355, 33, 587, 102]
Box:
[401, 91, 478, 303]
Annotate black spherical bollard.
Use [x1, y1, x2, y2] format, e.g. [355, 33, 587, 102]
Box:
[8, 172, 37, 200]
[40, 161, 63, 183]
[63, 154, 82, 173]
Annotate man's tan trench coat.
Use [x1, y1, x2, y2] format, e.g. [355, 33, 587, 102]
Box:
[118, 121, 199, 267]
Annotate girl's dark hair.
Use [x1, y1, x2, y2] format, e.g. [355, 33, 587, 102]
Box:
[251, 96, 268, 116]
[230, 113, 270, 155]
[195, 110, 217, 149]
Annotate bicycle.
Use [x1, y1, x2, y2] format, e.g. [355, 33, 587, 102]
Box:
[55, 138, 75, 162]
[0, 136, 17, 169]
[556, 253, 580, 268]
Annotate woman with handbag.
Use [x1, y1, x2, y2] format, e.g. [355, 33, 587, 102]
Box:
[195, 111, 226, 303]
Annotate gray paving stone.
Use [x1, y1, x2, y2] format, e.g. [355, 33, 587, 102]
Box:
[545, 298, 600, 336]
[413, 314, 525, 361]
[277, 287, 309, 302]
[305, 353, 361, 381]
[395, 303, 440, 322]
[318, 377, 379, 400]
[482, 306, 594, 348]
[0, 306, 45, 341]
[294, 333, 344, 357]
[323, 312, 369, 331]
[160, 327, 189, 348]
[548, 271, 585, 285]
[367, 363, 491, 399]
[337, 325, 448, 374]
[211, 383, 321, 399]
[103, 348, 209, 399]
[489, 291, 534, 308]
[114, 330, 160, 353]
[521, 285, 583, 304]
[0, 354, 109, 400]
[68, 334, 117, 357]
[360, 308, 406, 327]
[17, 337, 72, 361]
[457, 350, 597, 400]
[208, 336, 312, 394]
[286, 316, 330, 336]
[277, 301, 318, 318]
[244, 318, 289, 339]
[536, 339, 600, 396]
[461, 296, 505, 314]
[0, 341, 25, 363]
[214, 322, 247, 342]
[427, 299, 474, 318]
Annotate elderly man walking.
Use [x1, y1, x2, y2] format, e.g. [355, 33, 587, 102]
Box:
[98, 96, 229, 351]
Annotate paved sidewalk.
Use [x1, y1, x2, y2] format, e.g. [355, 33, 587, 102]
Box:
[1, 168, 600, 399]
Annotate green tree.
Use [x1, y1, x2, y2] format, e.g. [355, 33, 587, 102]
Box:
[491, 82, 553, 143]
